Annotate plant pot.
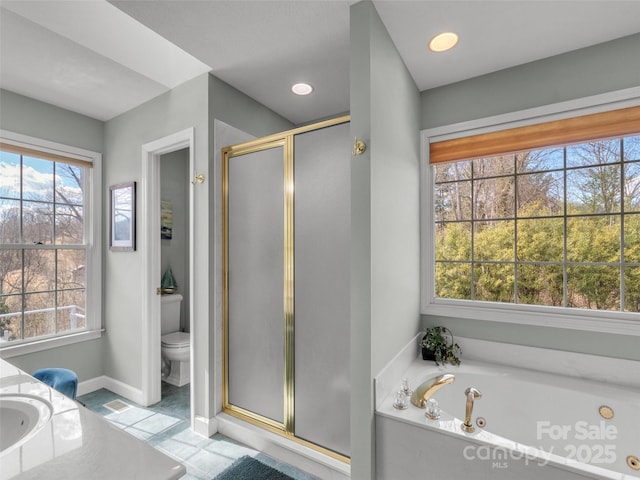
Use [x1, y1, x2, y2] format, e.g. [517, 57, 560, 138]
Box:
[421, 346, 436, 361]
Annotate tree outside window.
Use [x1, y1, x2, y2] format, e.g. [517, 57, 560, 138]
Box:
[0, 150, 86, 341]
[434, 135, 640, 312]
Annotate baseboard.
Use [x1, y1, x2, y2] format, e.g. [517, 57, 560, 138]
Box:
[77, 375, 106, 397]
[77, 375, 144, 405]
[194, 414, 218, 438]
[217, 413, 350, 480]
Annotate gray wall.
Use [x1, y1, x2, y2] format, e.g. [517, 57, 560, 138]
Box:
[0, 89, 104, 152]
[0, 89, 105, 380]
[421, 33, 640, 361]
[350, 2, 421, 478]
[2, 74, 295, 422]
[160, 148, 190, 332]
[2, 338, 104, 381]
[422, 316, 640, 361]
[421, 32, 640, 129]
[210, 76, 293, 137]
[103, 74, 210, 416]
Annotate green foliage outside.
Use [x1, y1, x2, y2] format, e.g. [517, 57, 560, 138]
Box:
[434, 137, 640, 312]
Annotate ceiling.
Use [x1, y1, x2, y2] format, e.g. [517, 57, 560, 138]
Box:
[2, 1, 640, 125]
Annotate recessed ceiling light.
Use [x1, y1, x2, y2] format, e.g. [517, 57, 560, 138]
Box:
[429, 32, 459, 53]
[291, 83, 314, 96]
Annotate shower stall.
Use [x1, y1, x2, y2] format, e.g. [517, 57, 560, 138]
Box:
[222, 116, 351, 462]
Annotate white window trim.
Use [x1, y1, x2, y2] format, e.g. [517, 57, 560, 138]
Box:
[420, 86, 640, 337]
[0, 130, 103, 358]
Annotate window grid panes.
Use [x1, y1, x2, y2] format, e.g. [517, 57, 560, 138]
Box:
[434, 135, 640, 313]
[0, 150, 87, 342]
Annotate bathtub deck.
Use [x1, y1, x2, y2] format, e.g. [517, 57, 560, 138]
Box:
[375, 354, 640, 480]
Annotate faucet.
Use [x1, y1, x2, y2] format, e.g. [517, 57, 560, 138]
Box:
[410, 374, 455, 408]
[461, 387, 482, 432]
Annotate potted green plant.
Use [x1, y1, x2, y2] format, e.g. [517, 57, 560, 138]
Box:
[421, 326, 461, 366]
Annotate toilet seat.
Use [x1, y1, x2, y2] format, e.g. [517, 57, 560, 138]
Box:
[161, 332, 190, 348]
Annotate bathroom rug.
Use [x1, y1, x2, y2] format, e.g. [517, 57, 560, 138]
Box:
[214, 455, 295, 480]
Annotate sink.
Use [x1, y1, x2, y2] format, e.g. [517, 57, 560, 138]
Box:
[0, 393, 53, 453]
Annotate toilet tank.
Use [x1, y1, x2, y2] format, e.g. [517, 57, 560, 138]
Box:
[161, 294, 183, 335]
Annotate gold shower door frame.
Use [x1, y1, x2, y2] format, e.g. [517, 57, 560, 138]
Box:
[221, 115, 350, 463]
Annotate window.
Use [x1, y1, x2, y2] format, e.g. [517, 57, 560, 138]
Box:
[434, 136, 640, 310]
[424, 103, 640, 331]
[0, 132, 101, 353]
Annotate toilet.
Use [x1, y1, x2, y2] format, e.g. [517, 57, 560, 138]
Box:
[160, 294, 190, 386]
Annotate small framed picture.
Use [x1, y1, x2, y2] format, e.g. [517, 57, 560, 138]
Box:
[161, 200, 173, 239]
[109, 182, 136, 251]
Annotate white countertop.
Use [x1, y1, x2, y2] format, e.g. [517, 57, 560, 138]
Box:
[0, 359, 186, 480]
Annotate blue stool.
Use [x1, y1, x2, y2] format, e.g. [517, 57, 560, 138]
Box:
[32, 368, 78, 400]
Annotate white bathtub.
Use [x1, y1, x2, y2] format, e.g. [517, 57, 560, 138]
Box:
[376, 346, 640, 480]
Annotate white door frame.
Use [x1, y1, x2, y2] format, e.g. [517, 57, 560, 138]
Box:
[140, 128, 195, 427]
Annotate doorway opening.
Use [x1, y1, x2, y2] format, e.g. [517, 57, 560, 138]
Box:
[141, 128, 195, 430]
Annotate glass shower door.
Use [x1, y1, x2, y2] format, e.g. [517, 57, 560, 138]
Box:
[293, 122, 351, 457]
[222, 117, 350, 462]
[224, 142, 286, 427]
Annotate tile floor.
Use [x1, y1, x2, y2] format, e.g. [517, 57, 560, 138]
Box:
[78, 383, 316, 480]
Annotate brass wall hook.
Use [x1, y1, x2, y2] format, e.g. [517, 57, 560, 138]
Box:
[192, 173, 205, 185]
[352, 137, 366, 156]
